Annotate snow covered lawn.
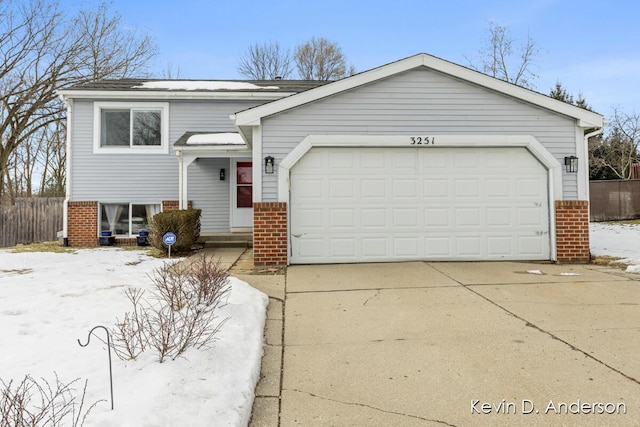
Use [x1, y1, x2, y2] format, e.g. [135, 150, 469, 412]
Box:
[590, 221, 640, 272]
[0, 222, 635, 425]
[0, 248, 268, 426]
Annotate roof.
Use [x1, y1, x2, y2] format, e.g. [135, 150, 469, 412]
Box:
[233, 53, 604, 131]
[58, 79, 329, 100]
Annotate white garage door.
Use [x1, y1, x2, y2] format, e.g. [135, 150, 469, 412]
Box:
[289, 146, 551, 264]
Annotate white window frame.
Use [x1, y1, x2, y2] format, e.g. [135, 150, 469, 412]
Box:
[93, 102, 169, 154]
[99, 202, 162, 236]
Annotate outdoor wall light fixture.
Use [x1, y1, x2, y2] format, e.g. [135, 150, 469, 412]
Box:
[265, 156, 275, 174]
[219, 168, 225, 180]
[564, 156, 578, 173]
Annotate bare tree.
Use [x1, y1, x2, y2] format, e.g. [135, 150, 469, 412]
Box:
[467, 22, 540, 89]
[237, 41, 293, 79]
[0, 0, 156, 204]
[161, 61, 182, 79]
[294, 37, 348, 80]
[590, 109, 640, 180]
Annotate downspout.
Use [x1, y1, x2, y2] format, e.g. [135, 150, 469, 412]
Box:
[59, 95, 73, 246]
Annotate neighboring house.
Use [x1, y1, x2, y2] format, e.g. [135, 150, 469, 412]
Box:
[58, 53, 604, 266]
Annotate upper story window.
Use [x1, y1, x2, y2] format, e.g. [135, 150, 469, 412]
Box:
[93, 102, 169, 154]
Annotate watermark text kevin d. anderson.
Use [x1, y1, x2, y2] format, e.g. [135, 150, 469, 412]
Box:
[471, 399, 627, 415]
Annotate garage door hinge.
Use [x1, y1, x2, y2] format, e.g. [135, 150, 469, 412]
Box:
[535, 231, 549, 235]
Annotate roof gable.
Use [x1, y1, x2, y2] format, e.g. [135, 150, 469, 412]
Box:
[233, 53, 604, 129]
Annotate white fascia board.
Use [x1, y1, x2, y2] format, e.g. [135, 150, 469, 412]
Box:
[57, 90, 295, 101]
[235, 53, 604, 129]
[174, 146, 252, 158]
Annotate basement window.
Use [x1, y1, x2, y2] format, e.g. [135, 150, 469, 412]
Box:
[100, 203, 161, 236]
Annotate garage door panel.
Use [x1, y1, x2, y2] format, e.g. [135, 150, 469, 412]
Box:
[393, 151, 417, 168]
[487, 236, 512, 256]
[486, 208, 512, 226]
[454, 179, 480, 197]
[295, 208, 324, 228]
[518, 236, 545, 255]
[290, 146, 550, 263]
[330, 238, 356, 257]
[362, 238, 386, 257]
[517, 178, 545, 197]
[362, 208, 387, 227]
[393, 237, 419, 256]
[453, 207, 481, 227]
[393, 208, 419, 227]
[329, 180, 354, 198]
[425, 237, 451, 257]
[362, 179, 386, 198]
[392, 179, 418, 198]
[455, 236, 482, 257]
[329, 209, 355, 227]
[517, 207, 545, 226]
[425, 208, 450, 227]
[360, 151, 386, 168]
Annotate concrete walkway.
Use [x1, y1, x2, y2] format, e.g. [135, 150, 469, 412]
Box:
[251, 260, 640, 426]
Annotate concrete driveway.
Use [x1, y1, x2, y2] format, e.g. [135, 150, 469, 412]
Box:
[278, 262, 640, 426]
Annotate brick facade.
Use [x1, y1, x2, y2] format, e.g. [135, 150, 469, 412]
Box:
[66, 200, 187, 247]
[162, 200, 192, 211]
[253, 202, 288, 266]
[555, 200, 590, 263]
[67, 201, 99, 246]
[67, 198, 590, 264]
[162, 200, 180, 211]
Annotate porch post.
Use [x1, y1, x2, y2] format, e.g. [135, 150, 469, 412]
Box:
[177, 151, 184, 209]
[176, 151, 195, 210]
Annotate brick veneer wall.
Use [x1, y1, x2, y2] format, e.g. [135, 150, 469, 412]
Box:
[162, 200, 192, 211]
[253, 202, 288, 266]
[67, 201, 98, 246]
[555, 200, 590, 263]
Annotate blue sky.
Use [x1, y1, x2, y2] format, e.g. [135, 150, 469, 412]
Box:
[64, 0, 639, 118]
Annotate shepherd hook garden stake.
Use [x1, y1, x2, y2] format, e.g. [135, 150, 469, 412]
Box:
[78, 325, 114, 410]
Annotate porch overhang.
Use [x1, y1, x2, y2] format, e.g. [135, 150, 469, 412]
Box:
[174, 132, 252, 209]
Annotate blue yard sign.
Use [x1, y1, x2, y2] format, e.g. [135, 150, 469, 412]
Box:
[163, 232, 177, 258]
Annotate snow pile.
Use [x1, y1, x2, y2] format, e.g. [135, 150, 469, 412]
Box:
[590, 221, 640, 273]
[134, 81, 279, 91]
[0, 248, 268, 426]
[186, 133, 245, 146]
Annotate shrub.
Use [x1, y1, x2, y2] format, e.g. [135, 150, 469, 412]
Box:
[111, 254, 231, 363]
[0, 374, 99, 427]
[148, 209, 201, 254]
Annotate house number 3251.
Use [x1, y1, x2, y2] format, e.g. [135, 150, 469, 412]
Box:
[409, 136, 435, 145]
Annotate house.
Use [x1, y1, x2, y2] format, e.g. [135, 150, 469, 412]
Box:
[58, 53, 604, 266]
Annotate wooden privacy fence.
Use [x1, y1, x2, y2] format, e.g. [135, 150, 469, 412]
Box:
[0, 198, 64, 247]
[589, 180, 640, 222]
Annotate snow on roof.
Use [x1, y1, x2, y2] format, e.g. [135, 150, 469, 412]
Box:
[186, 133, 245, 145]
[134, 81, 279, 91]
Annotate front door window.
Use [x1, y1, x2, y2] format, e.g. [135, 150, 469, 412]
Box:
[236, 162, 252, 208]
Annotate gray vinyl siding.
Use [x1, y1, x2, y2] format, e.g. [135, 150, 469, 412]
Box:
[260, 68, 579, 201]
[188, 158, 230, 232]
[70, 99, 261, 232]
